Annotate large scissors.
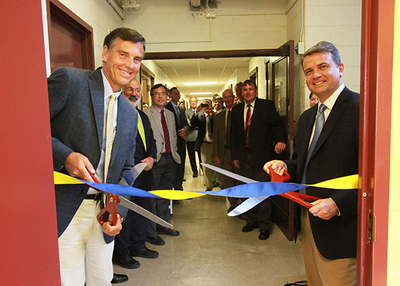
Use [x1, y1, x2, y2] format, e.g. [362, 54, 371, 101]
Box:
[268, 166, 319, 209]
[85, 166, 172, 228]
[201, 163, 320, 215]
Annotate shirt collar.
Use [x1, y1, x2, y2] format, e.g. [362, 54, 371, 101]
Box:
[321, 84, 344, 111]
[101, 69, 122, 100]
[153, 105, 164, 114]
[170, 101, 178, 109]
[245, 98, 256, 108]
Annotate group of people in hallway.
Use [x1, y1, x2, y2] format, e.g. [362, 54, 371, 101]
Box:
[48, 25, 359, 286]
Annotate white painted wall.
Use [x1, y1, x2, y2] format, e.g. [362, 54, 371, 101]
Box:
[44, 0, 361, 117]
[124, 0, 287, 52]
[303, 0, 362, 110]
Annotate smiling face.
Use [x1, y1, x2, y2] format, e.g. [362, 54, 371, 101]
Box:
[151, 86, 168, 108]
[303, 51, 344, 102]
[102, 37, 144, 92]
[123, 79, 142, 108]
[222, 89, 234, 109]
[189, 96, 198, 109]
[242, 82, 258, 104]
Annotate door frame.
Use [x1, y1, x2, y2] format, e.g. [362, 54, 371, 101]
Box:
[358, 0, 394, 284]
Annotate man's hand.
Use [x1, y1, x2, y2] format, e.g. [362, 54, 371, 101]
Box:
[214, 156, 221, 167]
[141, 157, 155, 171]
[102, 213, 122, 236]
[178, 128, 187, 140]
[263, 160, 287, 176]
[195, 103, 203, 113]
[233, 159, 240, 169]
[309, 198, 339, 220]
[64, 152, 95, 182]
[274, 142, 286, 154]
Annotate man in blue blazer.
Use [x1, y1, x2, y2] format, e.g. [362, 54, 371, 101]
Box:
[265, 41, 359, 286]
[48, 28, 145, 286]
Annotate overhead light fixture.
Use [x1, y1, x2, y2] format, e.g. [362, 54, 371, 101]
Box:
[184, 82, 217, 86]
[190, 92, 213, 95]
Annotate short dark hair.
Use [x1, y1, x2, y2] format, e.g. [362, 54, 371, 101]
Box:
[301, 41, 341, 68]
[150, 84, 168, 96]
[103, 27, 146, 53]
[169, 87, 179, 93]
[242, 79, 257, 90]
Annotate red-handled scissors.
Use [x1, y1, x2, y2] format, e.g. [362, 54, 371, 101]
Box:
[268, 167, 320, 209]
[87, 172, 120, 226]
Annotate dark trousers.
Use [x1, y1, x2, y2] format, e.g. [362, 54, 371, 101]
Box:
[173, 137, 186, 190]
[186, 141, 202, 174]
[147, 154, 177, 237]
[114, 196, 152, 259]
[240, 149, 272, 231]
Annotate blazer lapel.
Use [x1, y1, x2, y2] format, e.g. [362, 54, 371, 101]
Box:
[89, 69, 104, 151]
[150, 106, 164, 139]
[310, 88, 350, 158]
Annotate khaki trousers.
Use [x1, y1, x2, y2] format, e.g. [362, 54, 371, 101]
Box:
[300, 208, 356, 286]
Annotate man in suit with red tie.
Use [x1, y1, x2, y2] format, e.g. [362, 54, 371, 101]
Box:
[230, 79, 286, 240]
[144, 84, 181, 245]
[265, 41, 359, 285]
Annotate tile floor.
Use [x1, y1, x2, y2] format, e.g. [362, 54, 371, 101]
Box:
[113, 161, 306, 285]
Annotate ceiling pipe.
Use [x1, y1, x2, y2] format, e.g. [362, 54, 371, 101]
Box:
[107, 0, 125, 20]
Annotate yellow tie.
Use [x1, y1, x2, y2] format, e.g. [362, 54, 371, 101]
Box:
[104, 93, 116, 182]
[137, 115, 147, 152]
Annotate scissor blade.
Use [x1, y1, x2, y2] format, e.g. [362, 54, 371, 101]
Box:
[119, 163, 147, 186]
[118, 196, 173, 229]
[201, 163, 258, 184]
[201, 163, 266, 216]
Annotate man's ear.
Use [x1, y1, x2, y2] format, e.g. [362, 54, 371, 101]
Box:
[102, 45, 109, 63]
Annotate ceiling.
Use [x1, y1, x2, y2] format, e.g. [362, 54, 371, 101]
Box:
[144, 57, 250, 100]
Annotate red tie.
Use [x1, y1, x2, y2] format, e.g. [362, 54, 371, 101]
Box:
[245, 104, 252, 148]
[161, 109, 171, 153]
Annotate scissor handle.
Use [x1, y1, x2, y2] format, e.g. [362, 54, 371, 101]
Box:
[96, 193, 120, 226]
[268, 166, 291, 182]
[280, 192, 314, 209]
[86, 171, 119, 226]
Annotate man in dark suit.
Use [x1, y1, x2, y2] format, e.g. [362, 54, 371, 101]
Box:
[48, 28, 145, 285]
[185, 96, 201, 177]
[265, 41, 359, 285]
[191, 99, 215, 191]
[231, 79, 286, 240]
[165, 87, 188, 191]
[113, 79, 159, 272]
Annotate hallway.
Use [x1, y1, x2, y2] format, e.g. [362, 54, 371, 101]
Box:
[113, 160, 306, 285]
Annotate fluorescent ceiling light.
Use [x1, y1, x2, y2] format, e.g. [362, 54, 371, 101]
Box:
[184, 82, 217, 86]
[190, 92, 213, 95]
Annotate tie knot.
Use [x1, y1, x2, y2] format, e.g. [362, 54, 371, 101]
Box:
[247, 104, 251, 108]
[161, 109, 164, 114]
[319, 104, 326, 114]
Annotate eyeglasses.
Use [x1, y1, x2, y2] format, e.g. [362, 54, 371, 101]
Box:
[125, 88, 141, 94]
[152, 92, 167, 97]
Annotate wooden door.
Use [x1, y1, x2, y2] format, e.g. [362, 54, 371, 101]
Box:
[270, 41, 295, 240]
[47, 0, 94, 71]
